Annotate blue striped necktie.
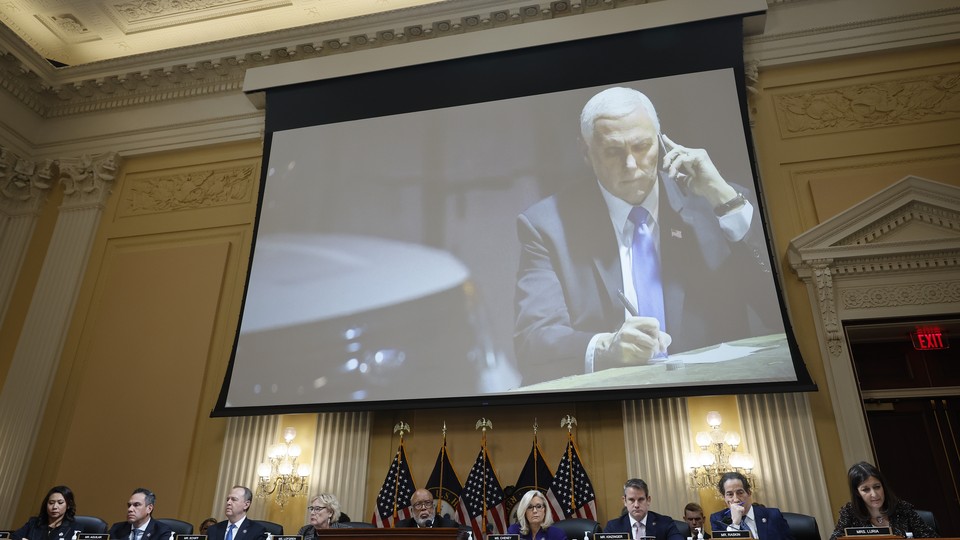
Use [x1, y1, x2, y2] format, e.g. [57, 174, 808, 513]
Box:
[628, 206, 666, 334]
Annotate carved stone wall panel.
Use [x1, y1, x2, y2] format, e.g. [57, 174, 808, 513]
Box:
[773, 70, 960, 137]
[840, 280, 960, 310]
[105, 0, 292, 34]
[118, 162, 256, 216]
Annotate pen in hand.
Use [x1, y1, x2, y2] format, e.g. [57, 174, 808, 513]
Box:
[617, 289, 639, 317]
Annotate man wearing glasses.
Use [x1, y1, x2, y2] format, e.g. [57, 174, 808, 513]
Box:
[605, 479, 684, 540]
[396, 489, 461, 529]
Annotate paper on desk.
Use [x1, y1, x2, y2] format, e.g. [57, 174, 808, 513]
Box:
[673, 343, 766, 364]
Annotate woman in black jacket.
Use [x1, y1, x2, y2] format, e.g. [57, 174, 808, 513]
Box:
[14, 486, 80, 540]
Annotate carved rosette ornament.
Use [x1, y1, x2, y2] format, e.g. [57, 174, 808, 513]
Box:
[58, 153, 121, 210]
[0, 146, 57, 216]
[811, 259, 844, 357]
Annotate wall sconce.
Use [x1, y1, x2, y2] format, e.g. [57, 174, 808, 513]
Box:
[685, 411, 755, 494]
[256, 427, 311, 508]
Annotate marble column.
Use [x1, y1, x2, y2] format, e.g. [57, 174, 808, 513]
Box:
[0, 146, 56, 328]
[0, 152, 120, 526]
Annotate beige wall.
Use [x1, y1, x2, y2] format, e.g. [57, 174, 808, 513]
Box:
[4, 38, 960, 532]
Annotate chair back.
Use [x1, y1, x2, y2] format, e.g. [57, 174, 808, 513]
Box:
[254, 521, 283, 536]
[914, 510, 938, 536]
[551, 518, 602, 539]
[156, 519, 193, 535]
[782, 512, 819, 540]
[674, 519, 691, 539]
[74, 516, 109, 534]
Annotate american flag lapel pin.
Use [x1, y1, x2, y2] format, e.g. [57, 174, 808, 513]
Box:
[671, 229, 682, 239]
[762, 518, 767, 523]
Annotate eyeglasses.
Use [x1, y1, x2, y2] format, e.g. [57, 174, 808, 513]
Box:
[307, 506, 328, 514]
[527, 504, 546, 511]
[412, 502, 433, 510]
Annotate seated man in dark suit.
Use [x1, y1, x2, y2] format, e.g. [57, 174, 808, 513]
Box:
[205, 486, 267, 540]
[395, 489, 461, 529]
[709, 472, 793, 540]
[684, 502, 711, 539]
[108, 488, 174, 540]
[605, 479, 684, 540]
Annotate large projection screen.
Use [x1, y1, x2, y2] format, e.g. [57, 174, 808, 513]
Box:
[216, 16, 814, 415]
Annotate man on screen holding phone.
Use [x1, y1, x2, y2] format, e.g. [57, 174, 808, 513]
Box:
[514, 86, 775, 385]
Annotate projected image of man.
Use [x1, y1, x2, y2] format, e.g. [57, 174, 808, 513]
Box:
[514, 86, 776, 384]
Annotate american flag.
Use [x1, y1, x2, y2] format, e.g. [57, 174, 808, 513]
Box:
[506, 438, 556, 522]
[456, 447, 508, 537]
[372, 443, 417, 527]
[545, 435, 597, 521]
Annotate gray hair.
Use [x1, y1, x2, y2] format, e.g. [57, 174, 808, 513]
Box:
[580, 87, 661, 143]
[515, 490, 553, 535]
[311, 493, 342, 524]
[132, 488, 156, 508]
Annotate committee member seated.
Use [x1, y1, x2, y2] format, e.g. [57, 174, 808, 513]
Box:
[206, 486, 267, 540]
[395, 489, 460, 529]
[297, 493, 350, 539]
[14, 485, 81, 540]
[199, 518, 217, 535]
[108, 488, 174, 540]
[684, 502, 711, 539]
[709, 472, 792, 540]
[514, 86, 775, 384]
[506, 490, 566, 540]
[829, 462, 936, 540]
[605, 479, 683, 540]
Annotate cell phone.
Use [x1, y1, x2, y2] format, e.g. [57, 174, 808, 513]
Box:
[659, 133, 689, 195]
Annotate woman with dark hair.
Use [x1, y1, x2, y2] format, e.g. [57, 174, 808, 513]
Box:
[829, 462, 936, 540]
[14, 486, 80, 540]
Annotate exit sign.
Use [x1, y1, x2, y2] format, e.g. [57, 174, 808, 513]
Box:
[911, 328, 949, 350]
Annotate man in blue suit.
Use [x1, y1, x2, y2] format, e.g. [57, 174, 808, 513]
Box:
[604, 479, 684, 540]
[206, 486, 267, 540]
[709, 472, 793, 540]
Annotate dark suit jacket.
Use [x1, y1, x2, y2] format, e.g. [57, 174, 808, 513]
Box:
[15, 517, 80, 540]
[205, 518, 267, 540]
[709, 506, 793, 540]
[394, 514, 461, 528]
[108, 519, 174, 540]
[604, 511, 684, 540]
[515, 176, 775, 383]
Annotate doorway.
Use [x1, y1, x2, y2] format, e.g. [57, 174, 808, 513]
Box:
[846, 318, 960, 537]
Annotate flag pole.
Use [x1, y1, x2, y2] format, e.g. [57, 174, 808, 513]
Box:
[532, 419, 540, 490]
[561, 415, 577, 515]
[476, 417, 493, 535]
[393, 421, 411, 522]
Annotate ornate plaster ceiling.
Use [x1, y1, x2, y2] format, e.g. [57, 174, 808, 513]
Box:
[0, 0, 447, 66]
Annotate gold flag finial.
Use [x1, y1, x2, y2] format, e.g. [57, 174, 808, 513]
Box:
[394, 421, 411, 439]
[475, 417, 493, 432]
[561, 415, 577, 433]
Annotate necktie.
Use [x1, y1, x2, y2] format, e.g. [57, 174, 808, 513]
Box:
[628, 206, 666, 334]
[131, 529, 141, 540]
[742, 516, 752, 535]
[634, 521, 645, 540]
[226, 524, 236, 540]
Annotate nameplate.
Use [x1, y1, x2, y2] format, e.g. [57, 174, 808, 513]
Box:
[176, 535, 206, 540]
[844, 527, 892, 536]
[269, 536, 301, 540]
[486, 535, 519, 540]
[79, 534, 109, 540]
[594, 534, 630, 540]
[0, 532, 11, 539]
[715, 531, 751, 539]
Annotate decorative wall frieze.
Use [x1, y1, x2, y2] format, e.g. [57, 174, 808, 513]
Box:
[773, 70, 960, 137]
[0, 0, 632, 119]
[837, 200, 960, 246]
[830, 251, 960, 276]
[119, 163, 256, 216]
[59, 153, 121, 210]
[107, 0, 291, 32]
[840, 280, 960, 310]
[0, 146, 56, 216]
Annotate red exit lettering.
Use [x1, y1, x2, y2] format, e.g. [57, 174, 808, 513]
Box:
[911, 330, 948, 350]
